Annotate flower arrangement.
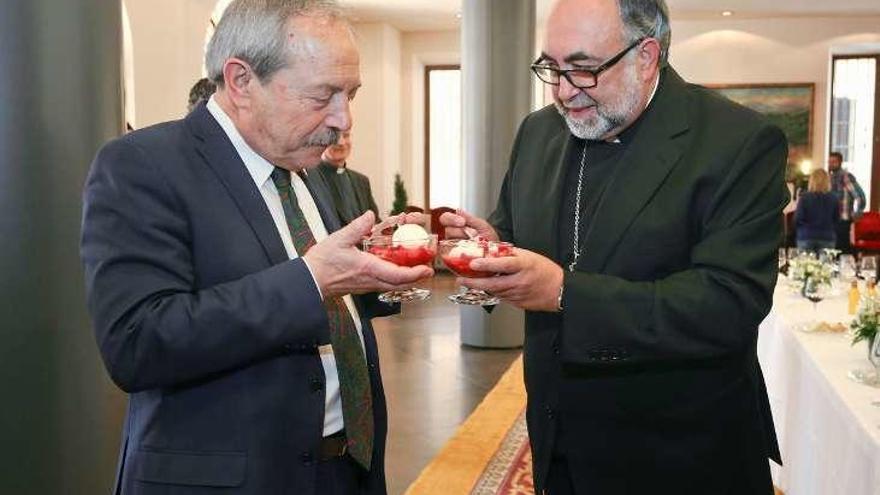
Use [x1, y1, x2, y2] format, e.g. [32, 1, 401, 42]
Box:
[851, 292, 880, 346]
[788, 254, 833, 287]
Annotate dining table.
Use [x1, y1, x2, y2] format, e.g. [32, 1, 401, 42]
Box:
[758, 280, 880, 494]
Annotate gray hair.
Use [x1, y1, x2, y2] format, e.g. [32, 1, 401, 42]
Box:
[205, 0, 344, 86]
[617, 0, 671, 65]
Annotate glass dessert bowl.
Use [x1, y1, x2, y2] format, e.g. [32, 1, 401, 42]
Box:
[439, 238, 514, 306]
[363, 224, 438, 303]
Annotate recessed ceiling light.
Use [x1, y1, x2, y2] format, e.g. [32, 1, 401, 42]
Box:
[721, 10, 734, 17]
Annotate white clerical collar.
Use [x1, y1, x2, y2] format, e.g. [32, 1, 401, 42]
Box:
[206, 95, 275, 190]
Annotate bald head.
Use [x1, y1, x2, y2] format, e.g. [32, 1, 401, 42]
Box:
[547, 0, 626, 60]
[539, 0, 667, 140]
[546, 0, 670, 67]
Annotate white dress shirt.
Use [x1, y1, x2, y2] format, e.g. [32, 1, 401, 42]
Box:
[207, 96, 364, 436]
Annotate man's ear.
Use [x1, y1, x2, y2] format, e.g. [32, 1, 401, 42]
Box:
[222, 58, 256, 107]
[638, 38, 661, 80]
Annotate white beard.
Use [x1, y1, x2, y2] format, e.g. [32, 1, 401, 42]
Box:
[555, 60, 642, 140]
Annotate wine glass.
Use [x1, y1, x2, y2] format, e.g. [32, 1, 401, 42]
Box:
[798, 277, 827, 332]
[849, 335, 880, 388]
[438, 239, 514, 306]
[860, 255, 877, 281]
[840, 254, 858, 281]
[363, 234, 438, 303]
[871, 336, 880, 385]
[820, 248, 840, 264]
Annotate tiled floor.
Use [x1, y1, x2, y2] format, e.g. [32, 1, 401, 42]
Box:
[372, 274, 522, 495]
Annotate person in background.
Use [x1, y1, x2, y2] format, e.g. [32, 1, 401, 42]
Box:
[795, 169, 839, 253]
[80, 1, 432, 493]
[316, 129, 380, 225]
[186, 77, 217, 113]
[828, 151, 866, 253]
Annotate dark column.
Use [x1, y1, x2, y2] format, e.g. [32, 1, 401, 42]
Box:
[0, 0, 126, 492]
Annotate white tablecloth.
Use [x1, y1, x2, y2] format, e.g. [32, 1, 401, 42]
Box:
[758, 285, 880, 495]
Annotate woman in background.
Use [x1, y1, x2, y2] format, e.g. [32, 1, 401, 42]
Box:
[795, 169, 839, 253]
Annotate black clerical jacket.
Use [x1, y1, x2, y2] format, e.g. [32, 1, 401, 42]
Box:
[488, 67, 786, 494]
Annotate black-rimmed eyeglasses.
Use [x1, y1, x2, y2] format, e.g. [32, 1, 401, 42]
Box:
[531, 38, 645, 90]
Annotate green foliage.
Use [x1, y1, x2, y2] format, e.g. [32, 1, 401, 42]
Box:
[852, 293, 880, 345]
[390, 173, 408, 215]
[765, 110, 809, 147]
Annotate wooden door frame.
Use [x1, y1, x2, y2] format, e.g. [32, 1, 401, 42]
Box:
[424, 64, 461, 210]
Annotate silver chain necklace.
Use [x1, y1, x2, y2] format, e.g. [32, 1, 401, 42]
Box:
[569, 143, 588, 272]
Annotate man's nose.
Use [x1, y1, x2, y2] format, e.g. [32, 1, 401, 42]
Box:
[556, 74, 582, 103]
[326, 96, 352, 133]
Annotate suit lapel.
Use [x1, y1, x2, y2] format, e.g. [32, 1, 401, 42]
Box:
[579, 69, 691, 272]
[187, 106, 289, 265]
[531, 129, 572, 261]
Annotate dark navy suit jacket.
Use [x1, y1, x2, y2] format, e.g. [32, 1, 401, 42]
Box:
[81, 104, 393, 494]
[794, 191, 839, 242]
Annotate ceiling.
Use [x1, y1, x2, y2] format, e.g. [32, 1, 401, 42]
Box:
[340, 0, 880, 32]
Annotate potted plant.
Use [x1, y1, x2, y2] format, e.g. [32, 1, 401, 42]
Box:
[390, 173, 408, 216]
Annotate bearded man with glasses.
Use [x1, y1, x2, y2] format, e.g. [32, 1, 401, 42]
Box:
[440, 0, 787, 493]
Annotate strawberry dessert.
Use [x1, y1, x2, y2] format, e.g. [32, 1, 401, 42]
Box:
[365, 224, 437, 267]
[439, 238, 514, 278]
[362, 224, 438, 303]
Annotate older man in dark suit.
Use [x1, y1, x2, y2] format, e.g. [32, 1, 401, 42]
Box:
[316, 130, 381, 225]
[80, 1, 431, 493]
[441, 0, 787, 493]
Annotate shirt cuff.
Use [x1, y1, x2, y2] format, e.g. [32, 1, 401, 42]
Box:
[300, 258, 324, 301]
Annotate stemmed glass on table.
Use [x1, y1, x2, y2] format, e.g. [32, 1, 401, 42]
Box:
[798, 276, 829, 332]
[860, 255, 877, 282]
[850, 333, 880, 389]
[840, 254, 858, 281]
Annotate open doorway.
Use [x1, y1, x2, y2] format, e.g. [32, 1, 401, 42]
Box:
[830, 54, 879, 208]
[424, 65, 462, 210]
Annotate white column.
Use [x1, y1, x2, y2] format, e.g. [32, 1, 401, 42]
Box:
[460, 0, 535, 348]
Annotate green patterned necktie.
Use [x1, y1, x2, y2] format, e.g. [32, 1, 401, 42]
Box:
[270, 167, 374, 470]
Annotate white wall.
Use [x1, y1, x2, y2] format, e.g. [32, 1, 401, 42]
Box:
[400, 30, 460, 207]
[123, 0, 214, 128]
[349, 23, 403, 216]
[669, 16, 880, 169]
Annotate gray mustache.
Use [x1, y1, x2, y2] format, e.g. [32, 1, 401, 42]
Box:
[563, 93, 597, 109]
[306, 129, 340, 147]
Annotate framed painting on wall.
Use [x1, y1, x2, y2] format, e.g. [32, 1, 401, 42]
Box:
[707, 83, 815, 166]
